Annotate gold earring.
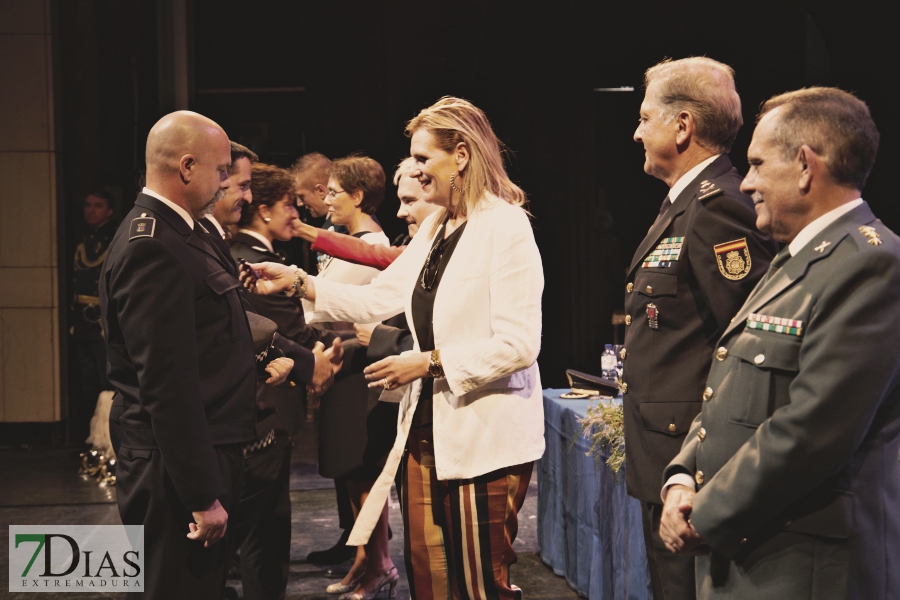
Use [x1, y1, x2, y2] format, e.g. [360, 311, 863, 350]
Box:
[450, 171, 465, 194]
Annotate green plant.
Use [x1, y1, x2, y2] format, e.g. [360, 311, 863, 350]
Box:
[577, 399, 626, 478]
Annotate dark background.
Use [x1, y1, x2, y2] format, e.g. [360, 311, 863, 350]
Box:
[56, 0, 897, 415]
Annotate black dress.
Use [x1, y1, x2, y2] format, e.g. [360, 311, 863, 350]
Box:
[411, 219, 468, 427]
[316, 232, 402, 481]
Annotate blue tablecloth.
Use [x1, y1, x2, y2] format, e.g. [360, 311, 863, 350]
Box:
[538, 389, 652, 600]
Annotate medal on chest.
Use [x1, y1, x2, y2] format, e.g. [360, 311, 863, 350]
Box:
[646, 303, 659, 330]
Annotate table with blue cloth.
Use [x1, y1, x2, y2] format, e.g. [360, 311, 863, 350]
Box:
[538, 389, 652, 600]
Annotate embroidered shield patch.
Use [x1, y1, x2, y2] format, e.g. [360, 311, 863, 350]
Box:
[713, 238, 751, 280]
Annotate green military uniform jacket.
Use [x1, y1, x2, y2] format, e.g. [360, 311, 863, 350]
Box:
[665, 202, 900, 599]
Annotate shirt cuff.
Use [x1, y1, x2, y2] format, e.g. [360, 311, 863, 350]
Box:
[661, 473, 697, 502]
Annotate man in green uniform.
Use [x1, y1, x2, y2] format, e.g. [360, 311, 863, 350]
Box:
[661, 88, 900, 599]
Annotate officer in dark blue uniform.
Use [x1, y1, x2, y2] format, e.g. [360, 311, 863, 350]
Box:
[100, 112, 297, 600]
[621, 58, 777, 600]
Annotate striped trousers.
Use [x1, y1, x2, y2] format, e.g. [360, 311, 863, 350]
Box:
[402, 425, 532, 600]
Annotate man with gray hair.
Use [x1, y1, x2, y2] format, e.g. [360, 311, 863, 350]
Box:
[620, 57, 776, 599]
[661, 87, 898, 599]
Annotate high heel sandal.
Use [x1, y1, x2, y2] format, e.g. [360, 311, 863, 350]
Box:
[326, 573, 363, 595]
[338, 565, 399, 600]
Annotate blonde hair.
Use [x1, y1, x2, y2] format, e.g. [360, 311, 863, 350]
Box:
[405, 97, 526, 218]
[644, 57, 743, 153]
[392, 156, 416, 186]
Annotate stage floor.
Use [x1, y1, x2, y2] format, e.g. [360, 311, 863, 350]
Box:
[0, 418, 579, 600]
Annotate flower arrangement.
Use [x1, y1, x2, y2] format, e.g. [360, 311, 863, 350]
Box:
[577, 398, 626, 478]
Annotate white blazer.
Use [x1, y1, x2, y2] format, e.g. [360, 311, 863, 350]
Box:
[307, 195, 545, 544]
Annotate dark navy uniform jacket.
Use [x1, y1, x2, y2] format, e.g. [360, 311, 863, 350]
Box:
[101, 193, 257, 511]
[621, 154, 777, 504]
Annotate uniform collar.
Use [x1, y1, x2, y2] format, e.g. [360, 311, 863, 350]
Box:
[237, 229, 274, 253]
[668, 154, 721, 203]
[787, 198, 864, 256]
[142, 187, 194, 229]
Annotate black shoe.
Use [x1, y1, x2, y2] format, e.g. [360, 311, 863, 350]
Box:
[306, 529, 354, 565]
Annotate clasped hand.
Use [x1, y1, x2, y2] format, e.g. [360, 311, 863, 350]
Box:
[364, 352, 431, 390]
[187, 498, 227, 547]
[309, 338, 344, 396]
[659, 484, 708, 555]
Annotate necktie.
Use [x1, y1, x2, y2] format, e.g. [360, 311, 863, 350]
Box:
[651, 196, 672, 229]
[761, 246, 791, 285]
[659, 196, 672, 216]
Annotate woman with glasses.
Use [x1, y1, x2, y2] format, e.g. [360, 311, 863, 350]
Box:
[314, 156, 389, 293]
[245, 97, 544, 600]
[306, 155, 399, 600]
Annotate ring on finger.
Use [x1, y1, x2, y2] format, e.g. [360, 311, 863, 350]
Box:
[382, 378, 391, 390]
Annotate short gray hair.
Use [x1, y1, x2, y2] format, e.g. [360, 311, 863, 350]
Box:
[392, 156, 416, 186]
[759, 87, 879, 190]
[644, 57, 743, 153]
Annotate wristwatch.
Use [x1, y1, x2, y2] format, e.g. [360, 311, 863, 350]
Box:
[428, 349, 445, 378]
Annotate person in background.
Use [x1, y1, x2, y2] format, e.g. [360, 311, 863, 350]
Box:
[661, 87, 900, 600]
[291, 152, 334, 221]
[227, 161, 338, 600]
[302, 155, 397, 600]
[352, 157, 441, 357]
[243, 97, 545, 600]
[290, 157, 430, 271]
[291, 151, 357, 567]
[623, 56, 776, 600]
[207, 140, 257, 242]
[70, 189, 117, 441]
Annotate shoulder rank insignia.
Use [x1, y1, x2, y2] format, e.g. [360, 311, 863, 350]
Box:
[746, 312, 803, 336]
[698, 180, 723, 200]
[814, 240, 831, 253]
[129, 213, 156, 240]
[713, 238, 751, 280]
[859, 225, 882, 245]
[642, 236, 684, 268]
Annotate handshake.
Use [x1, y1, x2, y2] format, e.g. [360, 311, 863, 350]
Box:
[309, 337, 343, 397]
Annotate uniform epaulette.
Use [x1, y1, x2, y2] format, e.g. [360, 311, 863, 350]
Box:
[855, 224, 883, 247]
[129, 213, 156, 240]
[697, 179, 724, 201]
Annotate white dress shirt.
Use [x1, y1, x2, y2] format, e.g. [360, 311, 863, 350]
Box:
[206, 215, 227, 239]
[142, 187, 194, 229]
[667, 155, 721, 203]
[787, 198, 864, 256]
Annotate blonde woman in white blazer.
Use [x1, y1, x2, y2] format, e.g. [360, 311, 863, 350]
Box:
[245, 97, 544, 600]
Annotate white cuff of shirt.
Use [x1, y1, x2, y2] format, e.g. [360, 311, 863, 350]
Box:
[661, 473, 697, 502]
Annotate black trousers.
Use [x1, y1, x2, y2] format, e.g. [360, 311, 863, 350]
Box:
[232, 435, 293, 600]
[335, 476, 354, 531]
[115, 442, 244, 600]
[641, 501, 696, 600]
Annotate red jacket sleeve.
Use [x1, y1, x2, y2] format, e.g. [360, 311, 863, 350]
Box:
[311, 229, 404, 270]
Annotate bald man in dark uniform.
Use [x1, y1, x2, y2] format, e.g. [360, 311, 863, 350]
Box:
[100, 111, 295, 599]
